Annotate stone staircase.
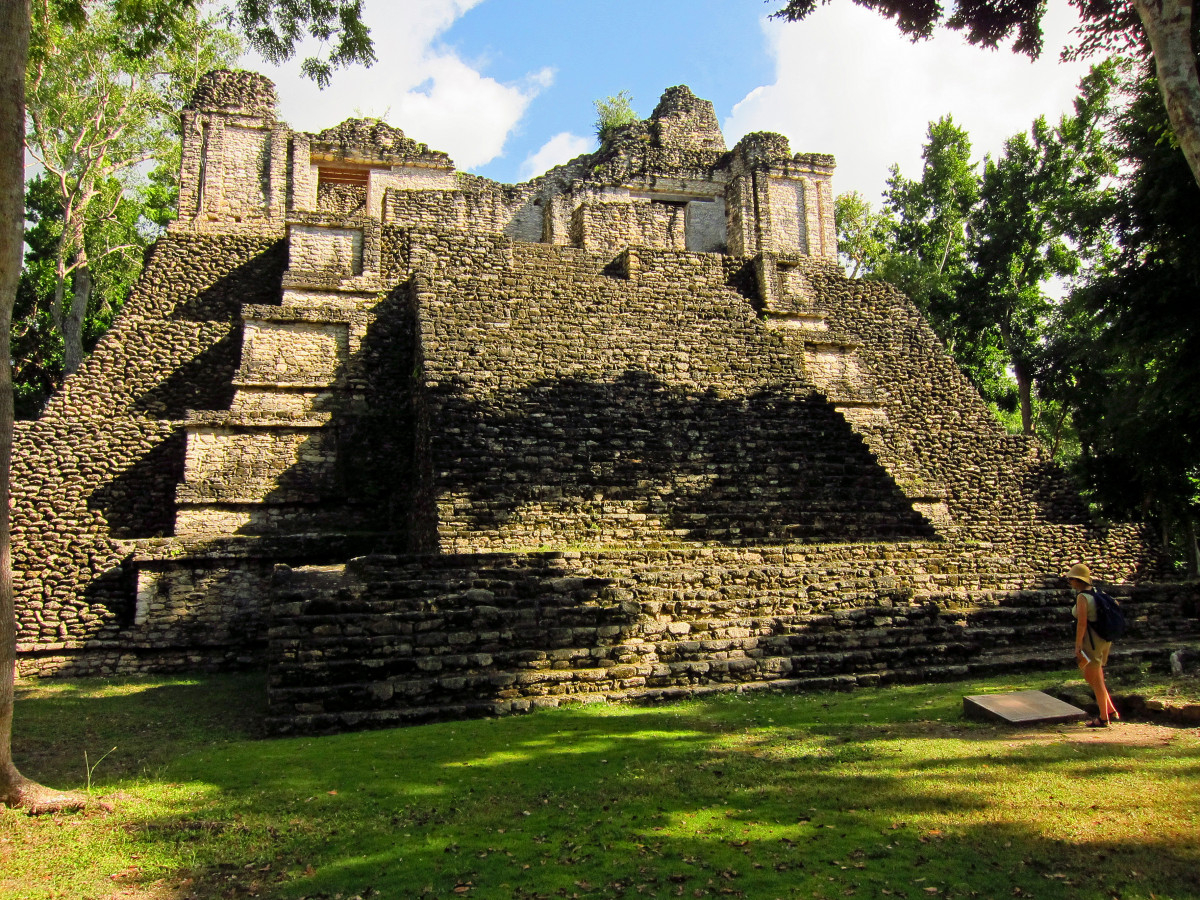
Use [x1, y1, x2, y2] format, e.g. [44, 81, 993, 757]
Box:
[173, 213, 397, 538]
[418, 239, 937, 552]
[120, 214, 415, 666]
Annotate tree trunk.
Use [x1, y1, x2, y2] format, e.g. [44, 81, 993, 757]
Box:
[1188, 515, 1200, 577]
[0, 0, 84, 814]
[62, 263, 90, 376]
[0, 0, 29, 809]
[50, 263, 65, 332]
[52, 213, 84, 337]
[1013, 357, 1034, 435]
[1132, 0, 1200, 190]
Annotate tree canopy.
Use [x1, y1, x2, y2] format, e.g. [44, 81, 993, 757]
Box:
[835, 58, 1199, 570]
[24, 3, 241, 388]
[774, 0, 1200, 190]
[1055, 61, 1200, 571]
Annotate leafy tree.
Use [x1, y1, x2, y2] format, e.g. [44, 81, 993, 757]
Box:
[1, 0, 374, 815]
[962, 62, 1119, 435]
[841, 120, 1012, 406]
[874, 117, 990, 374]
[14, 173, 147, 418]
[25, 2, 241, 378]
[844, 69, 1117, 442]
[833, 190, 889, 277]
[593, 90, 638, 142]
[1056, 61, 1200, 573]
[773, 0, 1200, 191]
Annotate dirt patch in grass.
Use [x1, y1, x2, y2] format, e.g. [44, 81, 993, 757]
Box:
[1013, 720, 1200, 748]
[864, 718, 1200, 749]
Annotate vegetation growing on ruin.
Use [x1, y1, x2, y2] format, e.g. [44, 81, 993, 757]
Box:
[593, 91, 639, 142]
[4, 670, 1198, 899]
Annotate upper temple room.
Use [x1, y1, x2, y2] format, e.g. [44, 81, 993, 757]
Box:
[176, 70, 837, 261]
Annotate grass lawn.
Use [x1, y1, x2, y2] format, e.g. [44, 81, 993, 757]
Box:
[2, 669, 1198, 900]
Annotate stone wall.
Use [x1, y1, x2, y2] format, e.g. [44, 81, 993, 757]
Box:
[12, 233, 285, 676]
[266, 551, 1200, 733]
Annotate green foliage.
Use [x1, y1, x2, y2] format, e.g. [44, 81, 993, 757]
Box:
[849, 118, 1012, 410]
[13, 173, 149, 417]
[875, 118, 1010, 400]
[959, 60, 1119, 435]
[16, 1, 241, 414]
[593, 90, 638, 142]
[833, 191, 889, 277]
[228, 0, 376, 88]
[8, 671, 1200, 899]
[1055, 60, 1200, 572]
[852, 67, 1118, 442]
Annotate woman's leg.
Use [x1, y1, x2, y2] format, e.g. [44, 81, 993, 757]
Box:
[1097, 665, 1118, 719]
[1082, 661, 1113, 723]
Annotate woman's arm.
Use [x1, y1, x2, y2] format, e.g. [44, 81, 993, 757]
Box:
[1075, 595, 1089, 660]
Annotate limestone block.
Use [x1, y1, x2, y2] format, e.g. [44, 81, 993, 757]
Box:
[685, 198, 727, 253]
[779, 265, 816, 304]
[836, 405, 889, 429]
[806, 175, 837, 260]
[572, 200, 685, 254]
[289, 225, 363, 274]
[183, 427, 337, 501]
[804, 344, 861, 383]
[232, 389, 332, 418]
[239, 320, 349, 386]
[369, 165, 458, 215]
[766, 177, 807, 254]
[216, 126, 271, 218]
[912, 501, 952, 527]
[134, 571, 158, 626]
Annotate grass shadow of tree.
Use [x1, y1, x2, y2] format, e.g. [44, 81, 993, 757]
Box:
[15, 674, 1196, 900]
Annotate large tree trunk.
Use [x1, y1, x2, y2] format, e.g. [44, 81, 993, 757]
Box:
[62, 263, 90, 376]
[1013, 357, 1035, 435]
[0, 0, 84, 814]
[1133, 0, 1200, 190]
[1188, 515, 1200, 577]
[0, 0, 30, 809]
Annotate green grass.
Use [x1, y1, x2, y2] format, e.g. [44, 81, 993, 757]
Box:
[3, 670, 1199, 900]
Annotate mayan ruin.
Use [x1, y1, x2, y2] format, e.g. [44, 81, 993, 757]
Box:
[12, 69, 1200, 734]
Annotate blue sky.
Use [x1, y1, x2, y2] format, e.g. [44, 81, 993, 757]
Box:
[248, 0, 1096, 204]
[441, 0, 776, 182]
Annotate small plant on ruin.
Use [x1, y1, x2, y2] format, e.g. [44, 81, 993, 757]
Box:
[593, 91, 638, 142]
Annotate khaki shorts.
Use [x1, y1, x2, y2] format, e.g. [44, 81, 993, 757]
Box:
[1082, 628, 1111, 666]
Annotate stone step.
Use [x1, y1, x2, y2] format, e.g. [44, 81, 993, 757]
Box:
[263, 635, 1199, 735]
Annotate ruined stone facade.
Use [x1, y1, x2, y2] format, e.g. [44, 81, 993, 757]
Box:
[14, 71, 1199, 730]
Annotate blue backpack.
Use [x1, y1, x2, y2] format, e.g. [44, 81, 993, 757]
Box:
[1087, 588, 1126, 642]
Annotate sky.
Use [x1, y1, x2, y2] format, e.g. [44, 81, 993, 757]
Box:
[247, 0, 1098, 205]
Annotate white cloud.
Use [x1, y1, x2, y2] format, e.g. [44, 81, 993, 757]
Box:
[242, 0, 550, 170]
[724, 3, 1094, 203]
[520, 132, 593, 179]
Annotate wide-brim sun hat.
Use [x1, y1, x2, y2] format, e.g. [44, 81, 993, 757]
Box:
[1064, 563, 1093, 585]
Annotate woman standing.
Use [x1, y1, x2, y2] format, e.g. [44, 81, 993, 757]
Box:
[1065, 563, 1119, 727]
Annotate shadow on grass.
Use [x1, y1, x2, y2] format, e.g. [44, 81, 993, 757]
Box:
[11, 673, 1200, 900]
[12, 673, 267, 786]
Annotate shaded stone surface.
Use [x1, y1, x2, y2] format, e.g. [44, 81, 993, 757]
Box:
[963, 690, 1087, 725]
